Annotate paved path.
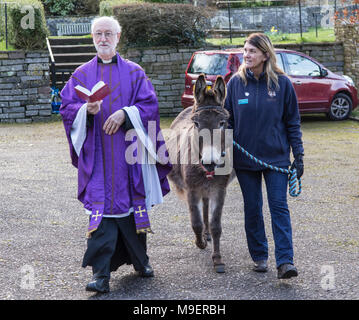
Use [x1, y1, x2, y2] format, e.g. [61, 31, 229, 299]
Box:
[0, 117, 358, 301]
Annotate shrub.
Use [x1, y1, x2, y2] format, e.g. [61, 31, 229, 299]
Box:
[42, 0, 76, 16]
[7, 0, 49, 50]
[74, 0, 100, 15]
[107, 2, 215, 47]
[99, 0, 143, 16]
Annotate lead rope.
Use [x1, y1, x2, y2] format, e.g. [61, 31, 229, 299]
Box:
[233, 141, 302, 197]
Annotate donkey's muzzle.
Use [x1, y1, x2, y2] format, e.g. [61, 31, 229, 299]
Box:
[201, 161, 216, 173]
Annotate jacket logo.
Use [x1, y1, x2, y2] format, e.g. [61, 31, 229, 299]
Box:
[268, 90, 276, 98]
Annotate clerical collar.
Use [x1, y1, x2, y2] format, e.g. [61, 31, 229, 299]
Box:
[97, 55, 117, 64]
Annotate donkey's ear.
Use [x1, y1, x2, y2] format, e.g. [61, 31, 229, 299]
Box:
[193, 73, 207, 105]
[214, 76, 227, 105]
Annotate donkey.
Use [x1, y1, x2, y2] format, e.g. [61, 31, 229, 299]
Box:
[167, 74, 234, 273]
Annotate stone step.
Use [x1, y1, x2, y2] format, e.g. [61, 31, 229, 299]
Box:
[53, 52, 96, 63]
[48, 37, 93, 46]
[48, 37, 95, 90]
[54, 73, 72, 88]
[54, 61, 84, 70]
[51, 44, 96, 54]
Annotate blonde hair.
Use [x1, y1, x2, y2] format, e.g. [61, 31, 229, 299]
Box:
[237, 33, 285, 90]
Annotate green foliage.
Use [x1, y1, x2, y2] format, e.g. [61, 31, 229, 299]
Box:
[0, 40, 16, 51]
[144, 0, 189, 2]
[6, 0, 49, 50]
[42, 0, 75, 16]
[74, 0, 100, 15]
[99, 0, 143, 16]
[102, 2, 215, 47]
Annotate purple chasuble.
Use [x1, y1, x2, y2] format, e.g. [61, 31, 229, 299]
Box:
[60, 53, 172, 236]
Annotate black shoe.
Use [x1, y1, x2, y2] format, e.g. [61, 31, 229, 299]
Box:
[85, 277, 110, 293]
[138, 264, 154, 277]
[277, 263, 298, 279]
[253, 260, 268, 273]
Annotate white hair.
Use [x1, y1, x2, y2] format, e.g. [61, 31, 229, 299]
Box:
[91, 16, 122, 33]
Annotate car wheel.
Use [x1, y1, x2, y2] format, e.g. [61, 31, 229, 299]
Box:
[327, 93, 352, 121]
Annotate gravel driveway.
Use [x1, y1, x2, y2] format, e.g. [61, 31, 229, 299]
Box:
[0, 115, 358, 301]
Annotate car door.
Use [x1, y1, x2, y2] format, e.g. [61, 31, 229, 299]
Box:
[284, 52, 332, 112]
[276, 52, 285, 72]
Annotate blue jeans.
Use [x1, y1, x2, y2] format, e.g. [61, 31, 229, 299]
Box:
[235, 168, 294, 268]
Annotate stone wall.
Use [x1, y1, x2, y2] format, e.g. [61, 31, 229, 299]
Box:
[335, 21, 359, 89]
[0, 42, 346, 120]
[122, 42, 344, 117]
[0, 51, 51, 123]
[211, 5, 336, 33]
[275, 41, 344, 74]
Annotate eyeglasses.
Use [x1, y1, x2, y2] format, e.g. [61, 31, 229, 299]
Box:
[93, 31, 115, 39]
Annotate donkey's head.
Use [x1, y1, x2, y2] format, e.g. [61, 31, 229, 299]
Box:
[191, 74, 229, 178]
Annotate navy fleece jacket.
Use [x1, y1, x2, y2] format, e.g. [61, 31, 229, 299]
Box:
[224, 71, 304, 171]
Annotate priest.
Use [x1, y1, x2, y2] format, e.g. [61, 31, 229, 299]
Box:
[60, 16, 172, 293]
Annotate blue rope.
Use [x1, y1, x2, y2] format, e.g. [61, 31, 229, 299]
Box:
[233, 141, 302, 197]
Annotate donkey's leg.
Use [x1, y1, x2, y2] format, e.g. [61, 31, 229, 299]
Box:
[187, 190, 207, 249]
[202, 197, 211, 241]
[210, 189, 226, 273]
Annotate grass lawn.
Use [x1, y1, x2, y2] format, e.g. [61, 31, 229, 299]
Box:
[351, 108, 359, 118]
[206, 28, 336, 46]
[0, 39, 15, 51]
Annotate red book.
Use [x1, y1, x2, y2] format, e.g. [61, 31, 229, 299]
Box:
[74, 81, 110, 102]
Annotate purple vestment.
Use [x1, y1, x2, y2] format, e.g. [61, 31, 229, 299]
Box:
[60, 53, 172, 235]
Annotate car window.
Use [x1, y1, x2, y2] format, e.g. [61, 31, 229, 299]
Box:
[276, 53, 284, 72]
[286, 53, 321, 77]
[188, 53, 229, 75]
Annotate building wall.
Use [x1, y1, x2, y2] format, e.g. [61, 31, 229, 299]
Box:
[0, 51, 51, 123]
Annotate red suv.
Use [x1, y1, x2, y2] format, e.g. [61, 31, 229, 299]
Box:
[181, 49, 358, 120]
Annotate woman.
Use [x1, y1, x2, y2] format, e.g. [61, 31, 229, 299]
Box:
[224, 33, 304, 279]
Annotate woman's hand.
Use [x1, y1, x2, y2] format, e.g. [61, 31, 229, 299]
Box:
[290, 154, 304, 179]
[103, 110, 125, 135]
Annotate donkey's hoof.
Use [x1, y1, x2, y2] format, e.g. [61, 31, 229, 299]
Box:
[214, 263, 225, 273]
[205, 233, 212, 242]
[195, 238, 207, 249]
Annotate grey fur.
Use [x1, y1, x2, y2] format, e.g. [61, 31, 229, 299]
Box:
[167, 74, 235, 273]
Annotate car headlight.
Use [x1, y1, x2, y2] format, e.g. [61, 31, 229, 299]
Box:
[343, 75, 355, 86]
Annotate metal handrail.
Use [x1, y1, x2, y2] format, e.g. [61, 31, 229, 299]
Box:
[46, 37, 55, 64]
[46, 37, 57, 88]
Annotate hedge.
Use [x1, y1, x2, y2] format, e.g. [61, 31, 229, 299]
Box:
[99, 2, 215, 47]
[6, 0, 49, 50]
[99, 0, 142, 16]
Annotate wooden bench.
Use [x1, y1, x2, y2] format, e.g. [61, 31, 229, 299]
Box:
[56, 23, 91, 36]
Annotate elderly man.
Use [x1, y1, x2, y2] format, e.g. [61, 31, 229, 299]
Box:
[60, 16, 172, 293]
